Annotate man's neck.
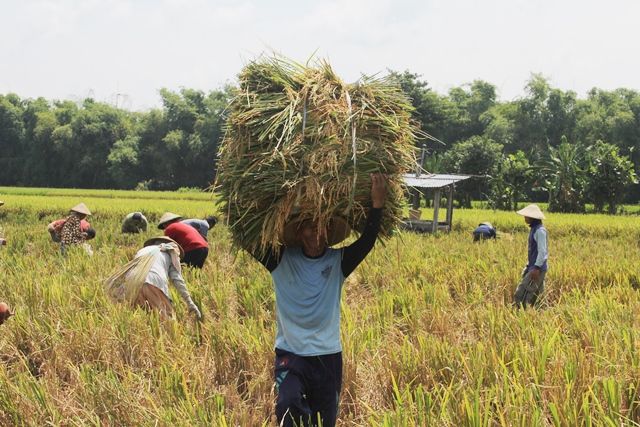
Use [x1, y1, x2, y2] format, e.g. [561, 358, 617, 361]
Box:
[302, 246, 327, 258]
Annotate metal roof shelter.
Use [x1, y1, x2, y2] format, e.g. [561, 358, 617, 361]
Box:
[402, 173, 472, 233]
[404, 173, 472, 189]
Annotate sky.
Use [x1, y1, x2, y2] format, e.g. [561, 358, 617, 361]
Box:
[1, 0, 639, 111]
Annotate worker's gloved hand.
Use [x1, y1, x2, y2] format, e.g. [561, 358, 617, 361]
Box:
[189, 305, 202, 321]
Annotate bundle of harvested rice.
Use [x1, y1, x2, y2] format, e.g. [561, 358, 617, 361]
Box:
[217, 56, 422, 254]
[104, 254, 156, 305]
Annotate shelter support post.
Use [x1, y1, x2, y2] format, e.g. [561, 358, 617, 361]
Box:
[411, 188, 421, 210]
[432, 189, 441, 233]
[446, 185, 454, 231]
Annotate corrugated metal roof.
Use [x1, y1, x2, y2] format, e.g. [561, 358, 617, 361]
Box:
[403, 173, 472, 188]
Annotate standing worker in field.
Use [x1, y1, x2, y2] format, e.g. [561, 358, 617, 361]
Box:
[121, 212, 148, 234]
[181, 216, 218, 240]
[158, 212, 209, 268]
[246, 173, 387, 427]
[513, 204, 548, 308]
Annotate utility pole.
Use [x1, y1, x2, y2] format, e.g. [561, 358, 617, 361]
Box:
[115, 93, 124, 109]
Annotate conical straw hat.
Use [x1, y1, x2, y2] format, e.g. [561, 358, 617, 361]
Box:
[70, 203, 91, 216]
[282, 216, 351, 247]
[0, 201, 4, 206]
[516, 204, 545, 220]
[157, 212, 183, 229]
[144, 236, 184, 259]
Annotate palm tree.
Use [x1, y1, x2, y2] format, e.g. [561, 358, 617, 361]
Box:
[536, 137, 587, 213]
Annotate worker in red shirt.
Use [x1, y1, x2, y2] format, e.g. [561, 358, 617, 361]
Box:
[157, 212, 209, 268]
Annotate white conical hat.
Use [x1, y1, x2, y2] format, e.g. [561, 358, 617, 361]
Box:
[157, 212, 183, 229]
[516, 204, 545, 220]
[70, 203, 91, 216]
[144, 236, 184, 258]
[0, 201, 4, 206]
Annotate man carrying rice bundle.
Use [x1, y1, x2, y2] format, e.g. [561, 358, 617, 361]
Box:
[104, 236, 202, 321]
[247, 174, 387, 427]
[217, 56, 421, 427]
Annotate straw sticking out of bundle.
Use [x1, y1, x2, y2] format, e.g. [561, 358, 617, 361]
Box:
[104, 254, 156, 305]
[216, 55, 423, 255]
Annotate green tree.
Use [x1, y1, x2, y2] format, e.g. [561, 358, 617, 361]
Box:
[512, 74, 550, 153]
[70, 99, 133, 187]
[107, 136, 141, 188]
[20, 97, 52, 185]
[585, 141, 637, 213]
[137, 87, 230, 189]
[441, 136, 503, 207]
[445, 80, 497, 143]
[0, 94, 25, 185]
[389, 70, 454, 151]
[489, 151, 532, 211]
[545, 88, 577, 146]
[136, 108, 169, 189]
[482, 102, 517, 149]
[536, 137, 587, 213]
[465, 80, 497, 136]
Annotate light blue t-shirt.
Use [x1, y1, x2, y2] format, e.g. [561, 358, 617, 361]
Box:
[181, 219, 209, 239]
[271, 247, 345, 356]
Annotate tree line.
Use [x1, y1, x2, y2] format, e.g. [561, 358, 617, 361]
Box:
[394, 71, 639, 213]
[0, 88, 229, 191]
[1, 72, 639, 212]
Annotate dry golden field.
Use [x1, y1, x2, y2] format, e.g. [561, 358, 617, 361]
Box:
[1, 188, 639, 426]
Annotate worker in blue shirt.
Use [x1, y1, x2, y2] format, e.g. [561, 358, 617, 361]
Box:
[247, 173, 387, 427]
[513, 204, 549, 308]
[182, 216, 218, 240]
[472, 222, 496, 241]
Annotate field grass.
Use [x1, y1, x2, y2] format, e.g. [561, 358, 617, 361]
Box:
[0, 186, 214, 201]
[1, 188, 639, 426]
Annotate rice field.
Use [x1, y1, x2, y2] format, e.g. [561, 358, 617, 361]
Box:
[0, 188, 639, 426]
